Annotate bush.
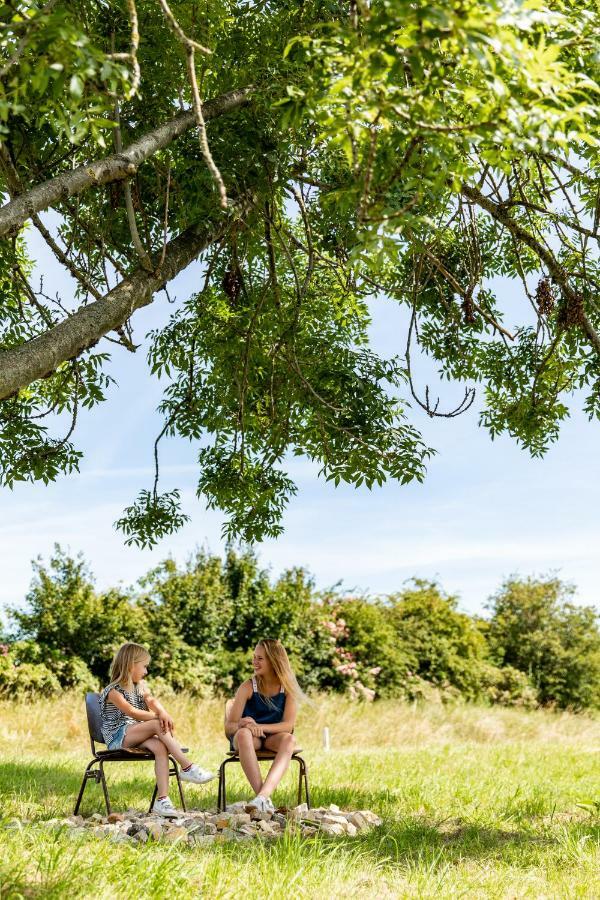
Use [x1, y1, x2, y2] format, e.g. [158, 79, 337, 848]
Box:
[8, 640, 98, 692]
[388, 580, 488, 699]
[145, 636, 215, 697]
[487, 576, 600, 709]
[9, 545, 149, 681]
[0, 648, 61, 698]
[321, 596, 413, 698]
[479, 663, 539, 709]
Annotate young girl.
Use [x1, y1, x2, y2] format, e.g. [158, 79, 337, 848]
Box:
[225, 638, 303, 813]
[100, 642, 215, 818]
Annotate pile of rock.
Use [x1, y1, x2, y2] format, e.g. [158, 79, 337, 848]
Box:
[42, 803, 382, 845]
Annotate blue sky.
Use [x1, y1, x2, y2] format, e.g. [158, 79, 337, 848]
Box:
[1, 221, 599, 619]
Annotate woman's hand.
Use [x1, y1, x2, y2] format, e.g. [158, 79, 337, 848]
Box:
[239, 716, 256, 728]
[248, 723, 265, 738]
[159, 712, 174, 735]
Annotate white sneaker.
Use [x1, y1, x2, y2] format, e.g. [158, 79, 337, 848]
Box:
[152, 797, 180, 818]
[246, 794, 273, 814]
[179, 764, 216, 785]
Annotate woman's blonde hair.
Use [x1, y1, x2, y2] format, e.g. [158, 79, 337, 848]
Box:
[255, 639, 304, 704]
[109, 642, 150, 689]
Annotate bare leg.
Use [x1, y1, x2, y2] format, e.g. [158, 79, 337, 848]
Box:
[139, 736, 170, 797]
[123, 719, 192, 768]
[233, 727, 263, 795]
[260, 733, 296, 799]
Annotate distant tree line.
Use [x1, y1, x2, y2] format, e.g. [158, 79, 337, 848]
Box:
[1, 546, 599, 710]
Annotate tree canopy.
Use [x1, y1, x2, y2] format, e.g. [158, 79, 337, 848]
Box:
[1, 0, 599, 544]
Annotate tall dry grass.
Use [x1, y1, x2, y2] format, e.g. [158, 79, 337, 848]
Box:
[1, 692, 598, 758]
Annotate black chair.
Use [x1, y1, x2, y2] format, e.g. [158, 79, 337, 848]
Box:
[217, 701, 310, 812]
[74, 691, 187, 816]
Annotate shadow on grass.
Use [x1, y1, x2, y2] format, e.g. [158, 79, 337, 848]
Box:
[0, 759, 166, 819]
[3, 762, 599, 874]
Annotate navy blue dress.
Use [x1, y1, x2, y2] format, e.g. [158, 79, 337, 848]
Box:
[230, 676, 286, 749]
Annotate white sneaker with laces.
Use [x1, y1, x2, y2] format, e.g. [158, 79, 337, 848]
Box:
[152, 797, 180, 818]
[246, 794, 270, 813]
[180, 764, 216, 784]
[264, 797, 276, 813]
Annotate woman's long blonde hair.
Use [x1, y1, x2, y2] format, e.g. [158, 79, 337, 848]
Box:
[255, 639, 304, 704]
[109, 642, 150, 690]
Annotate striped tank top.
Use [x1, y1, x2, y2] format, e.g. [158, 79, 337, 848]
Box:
[99, 682, 148, 746]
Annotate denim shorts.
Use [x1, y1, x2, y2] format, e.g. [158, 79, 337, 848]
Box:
[107, 723, 129, 750]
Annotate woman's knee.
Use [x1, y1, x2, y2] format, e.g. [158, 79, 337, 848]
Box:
[236, 727, 255, 749]
[281, 733, 296, 752]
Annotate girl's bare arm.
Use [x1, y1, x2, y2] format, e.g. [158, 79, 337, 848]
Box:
[107, 688, 157, 722]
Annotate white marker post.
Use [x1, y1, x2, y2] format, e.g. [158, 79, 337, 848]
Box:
[322, 726, 330, 752]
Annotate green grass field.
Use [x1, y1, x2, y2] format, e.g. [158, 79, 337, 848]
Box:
[0, 694, 599, 898]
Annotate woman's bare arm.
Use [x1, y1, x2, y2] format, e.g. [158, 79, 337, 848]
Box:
[225, 681, 253, 736]
[259, 694, 297, 735]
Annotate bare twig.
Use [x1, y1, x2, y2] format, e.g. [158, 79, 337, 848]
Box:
[107, 0, 142, 93]
[112, 81, 153, 271]
[157, 0, 228, 209]
[158, 158, 172, 270]
[156, 0, 212, 54]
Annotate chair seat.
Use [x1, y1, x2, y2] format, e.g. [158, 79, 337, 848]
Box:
[227, 748, 303, 760]
[96, 746, 189, 761]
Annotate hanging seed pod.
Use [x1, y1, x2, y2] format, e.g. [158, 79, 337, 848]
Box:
[222, 266, 242, 305]
[535, 278, 555, 316]
[462, 294, 475, 324]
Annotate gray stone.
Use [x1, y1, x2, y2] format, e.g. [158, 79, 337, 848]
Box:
[164, 825, 188, 843]
[191, 833, 216, 846]
[321, 814, 349, 826]
[230, 813, 252, 829]
[110, 832, 133, 844]
[146, 822, 163, 841]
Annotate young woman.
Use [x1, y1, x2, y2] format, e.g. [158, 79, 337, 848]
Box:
[225, 638, 303, 813]
[100, 641, 215, 817]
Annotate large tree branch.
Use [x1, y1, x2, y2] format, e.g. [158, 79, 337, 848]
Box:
[0, 85, 253, 238]
[461, 182, 600, 356]
[0, 205, 248, 401]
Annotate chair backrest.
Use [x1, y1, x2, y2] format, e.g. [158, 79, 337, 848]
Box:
[85, 691, 105, 746]
[224, 699, 234, 737]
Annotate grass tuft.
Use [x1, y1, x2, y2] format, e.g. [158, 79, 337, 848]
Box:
[0, 695, 598, 897]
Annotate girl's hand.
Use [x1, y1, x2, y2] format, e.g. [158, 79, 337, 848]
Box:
[239, 717, 256, 727]
[249, 724, 265, 738]
[159, 713, 174, 735]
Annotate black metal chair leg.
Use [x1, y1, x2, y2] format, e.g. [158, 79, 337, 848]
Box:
[99, 761, 111, 815]
[172, 760, 186, 812]
[303, 760, 311, 808]
[218, 760, 227, 812]
[148, 783, 158, 813]
[74, 759, 97, 815]
[296, 758, 303, 805]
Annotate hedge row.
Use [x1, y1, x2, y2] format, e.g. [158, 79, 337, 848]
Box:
[1, 546, 599, 709]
